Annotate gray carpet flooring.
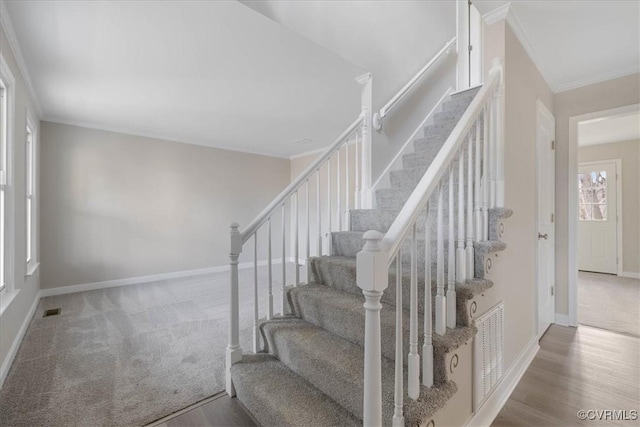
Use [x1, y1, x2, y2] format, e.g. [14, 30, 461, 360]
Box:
[0, 264, 294, 427]
[578, 271, 640, 337]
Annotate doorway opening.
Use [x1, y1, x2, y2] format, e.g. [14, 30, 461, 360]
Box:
[572, 105, 640, 337]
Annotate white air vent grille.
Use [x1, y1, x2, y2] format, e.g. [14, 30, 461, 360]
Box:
[473, 302, 504, 411]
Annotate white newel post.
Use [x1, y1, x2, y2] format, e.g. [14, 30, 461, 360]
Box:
[226, 223, 243, 396]
[492, 58, 505, 208]
[357, 73, 373, 209]
[357, 230, 388, 426]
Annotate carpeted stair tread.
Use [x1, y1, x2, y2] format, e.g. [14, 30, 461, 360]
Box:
[288, 283, 477, 365]
[231, 354, 361, 427]
[259, 317, 460, 425]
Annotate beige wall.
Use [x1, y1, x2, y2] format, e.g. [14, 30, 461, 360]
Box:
[554, 74, 640, 315]
[578, 140, 640, 274]
[40, 122, 290, 289]
[0, 24, 41, 379]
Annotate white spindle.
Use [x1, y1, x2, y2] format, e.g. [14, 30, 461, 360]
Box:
[328, 158, 332, 236]
[466, 130, 475, 279]
[337, 149, 342, 231]
[436, 182, 446, 335]
[253, 233, 259, 353]
[409, 223, 420, 399]
[226, 223, 242, 396]
[268, 218, 273, 320]
[474, 118, 482, 244]
[448, 164, 456, 329]
[456, 146, 466, 283]
[489, 98, 497, 209]
[393, 250, 404, 426]
[317, 170, 322, 256]
[346, 138, 350, 227]
[482, 105, 490, 240]
[355, 131, 360, 210]
[295, 191, 300, 286]
[281, 205, 286, 314]
[306, 180, 310, 281]
[494, 59, 505, 208]
[423, 203, 434, 387]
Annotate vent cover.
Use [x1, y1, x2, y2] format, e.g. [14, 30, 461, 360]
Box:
[473, 302, 504, 411]
[43, 308, 61, 317]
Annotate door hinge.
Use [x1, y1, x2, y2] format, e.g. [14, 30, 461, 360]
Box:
[551, 140, 555, 150]
[468, 45, 473, 53]
[551, 213, 554, 223]
[551, 286, 554, 296]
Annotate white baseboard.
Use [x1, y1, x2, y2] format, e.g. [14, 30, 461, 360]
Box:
[0, 290, 41, 387]
[555, 313, 571, 326]
[465, 336, 539, 427]
[621, 271, 640, 279]
[40, 259, 291, 298]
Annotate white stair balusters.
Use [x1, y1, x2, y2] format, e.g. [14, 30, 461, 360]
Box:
[466, 131, 475, 279]
[393, 249, 404, 427]
[281, 204, 286, 314]
[268, 218, 273, 320]
[456, 146, 466, 283]
[408, 223, 420, 399]
[482, 104, 490, 240]
[253, 234, 259, 353]
[474, 118, 482, 245]
[436, 181, 446, 336]
[423, 203, 434, 388]
[447, 163, 456, 329]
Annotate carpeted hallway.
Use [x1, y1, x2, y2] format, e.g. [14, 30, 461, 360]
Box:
[578, 271, 640, 337]
[0, 265, 294, 427]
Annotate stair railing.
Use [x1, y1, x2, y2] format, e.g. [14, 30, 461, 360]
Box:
[226, 74, 374, 396]
[356, 58, 505, 426]
[372, 37, 457, 131]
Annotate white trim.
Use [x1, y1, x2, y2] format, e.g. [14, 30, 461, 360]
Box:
[621, 271, 640, 279]
[0, 290, 40, 387]
[0, 2, 42, 118]
[39, 259, 291, 297]
[568, 104, 640, 328]
[42, 117, 292, 160]
[24, 261, 39, 277]
[0, 53, 16, 298]
[465, 336, 539, 427]
[555, 65, 640, 94]
[371, 87, 453, 193]
[578, 158, 623, 276]
[482, 3, 510, 25]
[554, 313, 570, 327]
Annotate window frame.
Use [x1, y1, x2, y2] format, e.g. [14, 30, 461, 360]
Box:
[0, 54, 16, 302]
[25, 110, 38, 275]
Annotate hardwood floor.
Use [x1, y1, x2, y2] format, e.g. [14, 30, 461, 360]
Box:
[493, 325, 640, 427]
[148, 393, 256, 427]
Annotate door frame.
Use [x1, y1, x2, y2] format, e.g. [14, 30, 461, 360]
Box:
[536, 99, 556, 338]
[577, 159, 622, 276]
[567, 103, 639, 326]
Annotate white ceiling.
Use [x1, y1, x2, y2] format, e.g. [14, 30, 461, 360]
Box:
[474, 1, 640, 92]
[3, 0, 365, 158]
[579, 112, 640, 146]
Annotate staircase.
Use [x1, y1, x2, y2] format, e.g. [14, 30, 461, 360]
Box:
[228, 78, 513, 426]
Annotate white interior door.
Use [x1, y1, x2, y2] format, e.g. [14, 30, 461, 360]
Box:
[578, 162, 618, 274]
[537, 101, 555, 336]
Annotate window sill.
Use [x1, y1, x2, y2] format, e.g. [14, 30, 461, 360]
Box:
[0, 289, 20, 316]
[25, 261, 40, 277]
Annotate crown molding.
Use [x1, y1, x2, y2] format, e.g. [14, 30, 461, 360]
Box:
[555, 64, 640, 93]
[482, 3, 511, 25]
[0, 1, 43, 118]
[42, 116, 292, 160]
